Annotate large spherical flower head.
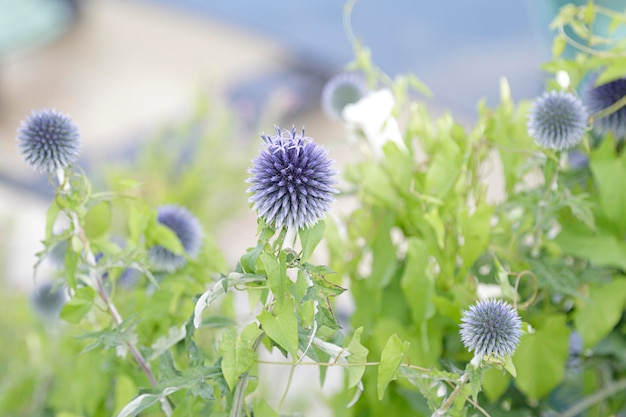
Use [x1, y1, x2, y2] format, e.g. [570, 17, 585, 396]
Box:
[321, 73, 367, 120]
[247, 126, 337, 230]
[17, 109, 81, 173]
[527, 91, 588, 151]
[149, 205, 204, 272]
[583, 77, 626, 140]
[460, 299, 522, 358]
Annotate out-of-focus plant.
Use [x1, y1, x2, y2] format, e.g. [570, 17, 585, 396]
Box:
[5, 1, 626, 416]
[319, 1, 626, 416]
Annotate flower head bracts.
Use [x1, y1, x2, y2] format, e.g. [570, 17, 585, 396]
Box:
[247, 126, 337, 231]
[460, 299, 522, 359]
[149, 205, 203, 272]
[321, 73, 368, 120]
[17, 109, 81, 173]
[583, 77, 626, 140]
[527, 91, 588, 151]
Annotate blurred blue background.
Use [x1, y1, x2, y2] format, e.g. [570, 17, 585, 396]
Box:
[143, 0, 551, 116]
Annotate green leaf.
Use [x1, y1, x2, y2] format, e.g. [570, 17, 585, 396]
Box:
[424, 209, 445, 249]
[400, 238, 434, 324]
[590, 140, 626, 235]
[574, 277, 626, 349]
[113, 375, 137, 416]
[555, 225, 626, 270]
[407, 73, 433, 97]
[513, 314, 570, 400]
[301, 268, 346, 303]
[467, 363, 484, 403]
[424, 137, 462, 198]
[115, 393, 160, 417]
[482, 367, 511, 403]
[252, 399, 279, 417]
[368, 210, 397, 288]
[377, 334, 410, 400]
[64, 243, 79, 290]
[45, 198, 61, 241]
[220, 323, 263, 390]
[458, 203, 493, 277]
[361, 163, 400, 208]
[299, 221, 325, 262]
[260, 252, 287, 305]
[552, 35, 567, 58]
[346, 327, 369, 389]
[60, 286, 96, 324]
[127, 202, 151, 245]
[257, 300, 299, 358]
[148, 223, 185, 255]
[84, 202, 111, 240]
[240, 226, 275, 273]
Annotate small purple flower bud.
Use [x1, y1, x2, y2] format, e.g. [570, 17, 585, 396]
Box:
[321, 73, 367, 120]
[149, 205, 203, 272]
[583, 77, 626, 140]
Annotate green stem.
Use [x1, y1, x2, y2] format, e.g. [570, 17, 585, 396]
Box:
[70, 212, 173, 416]
[532, 154, 560, 253]
[431, 371, 470, 417]
[276, 363, 297, 412]
[229, 334, 265, 417]
[559, 377, 626, 417]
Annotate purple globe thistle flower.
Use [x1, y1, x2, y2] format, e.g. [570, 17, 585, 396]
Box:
[460, 299, 522, 359]
[31, 282, 68, 318]
[247, 126, 337, 232]
[321, 73, 367, 120]
[16, 109, 81, 173]
[148, 205, 203, 272]
[527, 91, 588, 151]
[583, 77, 626, 140]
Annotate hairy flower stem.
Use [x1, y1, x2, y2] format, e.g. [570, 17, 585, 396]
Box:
[70, 212, 173, 416]
[431, 371, 470, 417]
[532, 154, 560, 254]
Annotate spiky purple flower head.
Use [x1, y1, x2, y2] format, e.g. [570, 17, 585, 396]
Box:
[321, 73, 367, 120]
[16, 109, 81, 173]
[460, 299, 522, 358]
[527, 91, 588, 151]
[149, 205, 203, 272]
[583, 77, 626, 140]
[247, 126, 337, 230]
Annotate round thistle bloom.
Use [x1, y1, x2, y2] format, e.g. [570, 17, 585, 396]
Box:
[149, 205, 203, 272]
[583, 77, 626, 140]
[527, 91, 588, 151]
[247, 126, 337, 231]
[16, 109, 81, 173]
[321, 73, 367, 120]
[460, 299, 522, 358]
